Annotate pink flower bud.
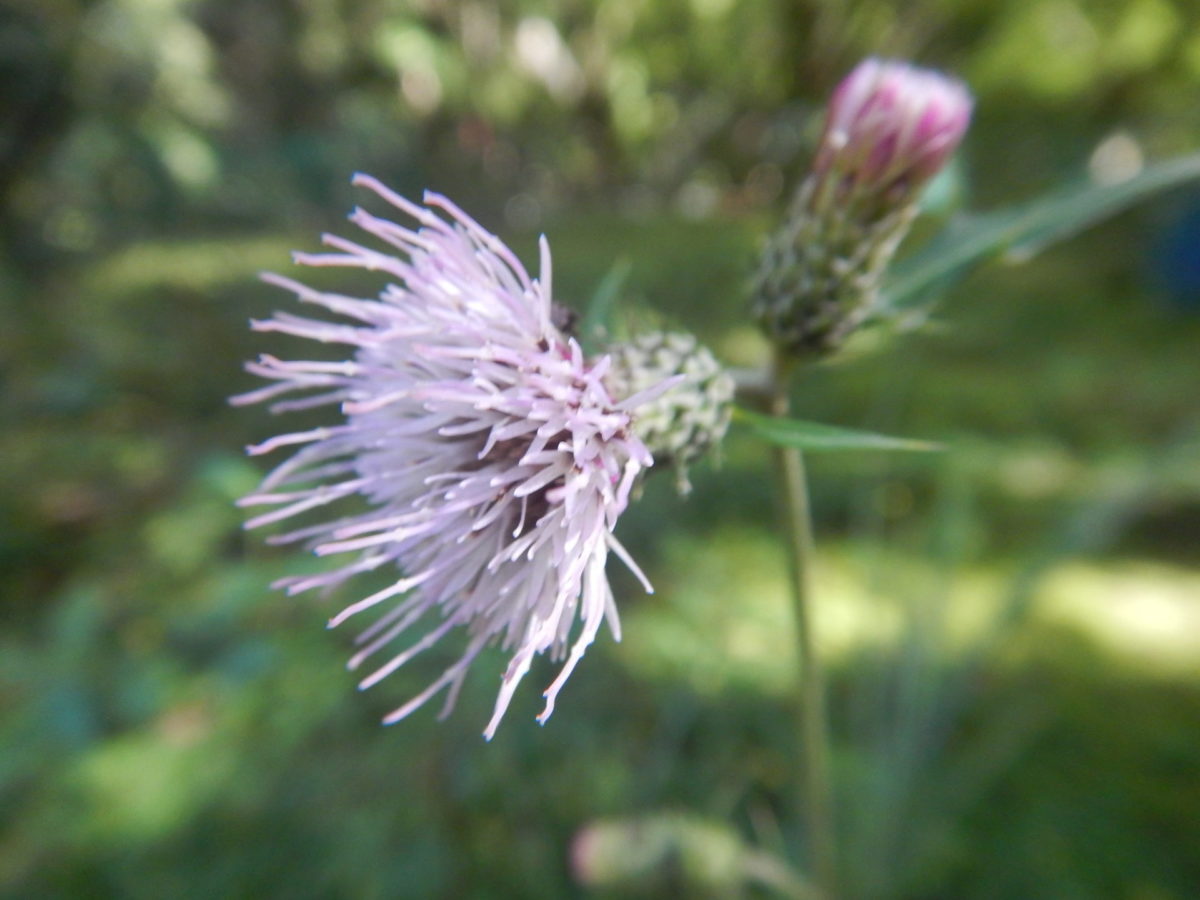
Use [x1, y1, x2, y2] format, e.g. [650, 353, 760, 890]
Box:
[814, 58, 972, 199]
[752, 59, 973, 355]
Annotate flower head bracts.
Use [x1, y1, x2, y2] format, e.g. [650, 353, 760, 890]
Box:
[234, 174, 659, 740]
[604, 331, 734, 495]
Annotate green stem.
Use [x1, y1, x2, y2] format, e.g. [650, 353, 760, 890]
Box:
[771, 360, 838, 900]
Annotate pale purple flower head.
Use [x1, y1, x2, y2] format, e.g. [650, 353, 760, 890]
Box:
[234, 174, 662, 740]
[814, 58, 972, 201]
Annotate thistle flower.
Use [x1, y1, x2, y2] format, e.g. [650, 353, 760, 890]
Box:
[754, 58, 972, 355]
[234, 175, 667, 740]
[604, 331, 735, 494]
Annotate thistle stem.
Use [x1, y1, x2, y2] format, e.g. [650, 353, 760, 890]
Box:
[771, 362, 838, 900]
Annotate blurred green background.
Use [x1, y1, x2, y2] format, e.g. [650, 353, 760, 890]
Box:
[3, 0, 1200, 897]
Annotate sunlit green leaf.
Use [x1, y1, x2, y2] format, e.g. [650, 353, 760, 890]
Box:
[736, 408, 942, 452]
[574, 813, 815, 900]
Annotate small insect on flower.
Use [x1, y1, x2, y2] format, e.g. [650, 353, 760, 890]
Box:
[233, 175, 672, 739]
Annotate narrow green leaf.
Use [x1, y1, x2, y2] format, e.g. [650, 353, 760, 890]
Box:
[882, 151, 1200, 315]
[580, 257, 632, 349]
[736, 407, 942, 452]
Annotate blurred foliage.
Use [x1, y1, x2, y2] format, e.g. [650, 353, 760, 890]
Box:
[8, 0, 1200, 269]
[3, 0, 1200, 897]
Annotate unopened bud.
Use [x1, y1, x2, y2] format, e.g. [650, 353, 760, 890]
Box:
[754, 58, 972, 356]
[605, 332, 735, 494]
[815, 58, 972, 211]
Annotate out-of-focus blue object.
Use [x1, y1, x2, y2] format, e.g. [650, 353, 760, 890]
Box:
[1151, 202, 1200, 312]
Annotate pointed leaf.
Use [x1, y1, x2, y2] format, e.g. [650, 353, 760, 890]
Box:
[882, 151, 1200, 316]
[736, 408, 942, 452]
[580, 257, 632, 349]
